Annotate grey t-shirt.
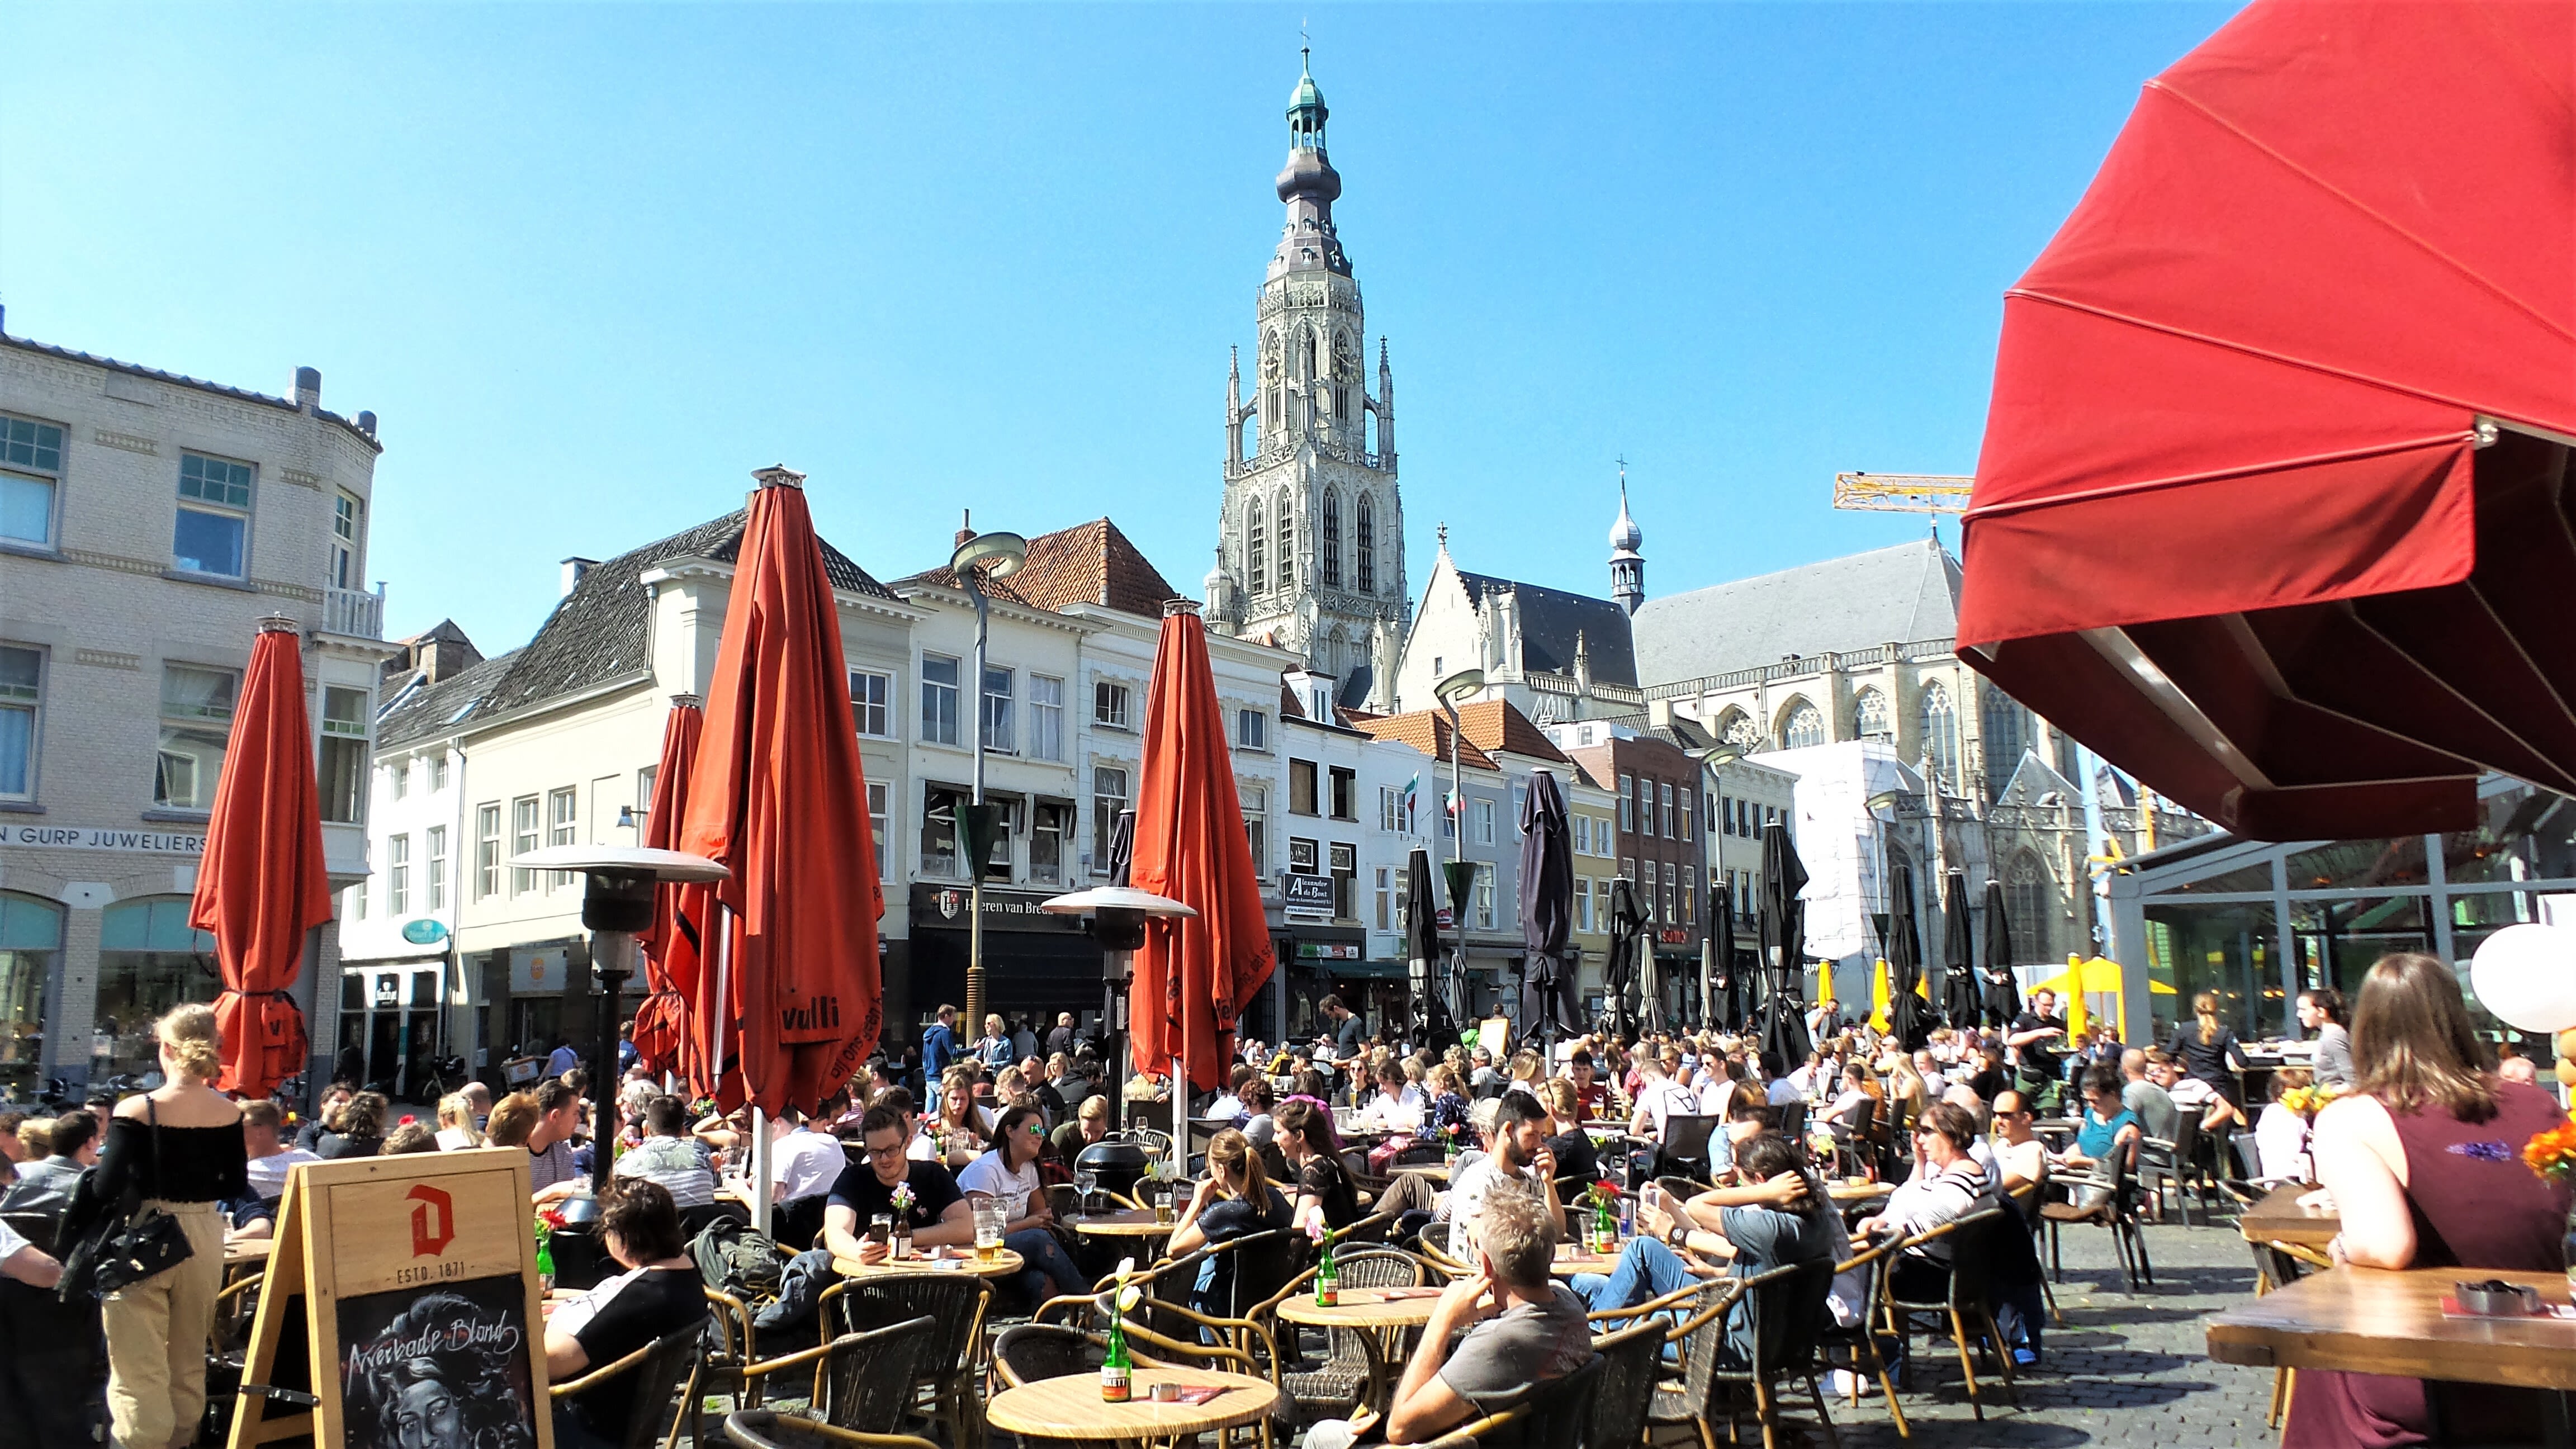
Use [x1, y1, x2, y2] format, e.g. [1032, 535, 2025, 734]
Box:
[2311, 1024, 2355, 1090]
[2123, 1078, 2180, 1143]
[1437, 1284, 1595, 1411]
[1718, 1202, 1836, 1367]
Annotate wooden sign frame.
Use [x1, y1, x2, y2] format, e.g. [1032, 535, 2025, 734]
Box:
[230, 1147, 553, 1449]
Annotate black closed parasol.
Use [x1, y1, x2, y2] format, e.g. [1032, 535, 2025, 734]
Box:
[1980, 877, 2021, 1029]
[1941, 870, 1978, 1028]
[1884, 863, 1938, 1053]
[1755, 821, 1813, 1075]
[1403, 846, 1451, 1050]
[1516, 768, 1580, 1046]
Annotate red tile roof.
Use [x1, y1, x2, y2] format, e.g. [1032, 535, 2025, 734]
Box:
[901, 518, 1177, 617]
[1455, 699, 1572, 764]
[1351, 710, 1498, 770]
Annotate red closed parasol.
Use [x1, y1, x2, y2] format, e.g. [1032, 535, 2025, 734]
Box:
[677, 468, 884, 1114]
[633, 694, 711, 1085]
[190, 617, 334, 1097]
[1958, 0, 2576, 840]
[1128, 601, 1273, 1092]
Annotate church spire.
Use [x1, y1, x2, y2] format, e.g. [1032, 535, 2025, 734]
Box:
[1609, 462, 1646, 615]
[1272, 48, 1347, 279]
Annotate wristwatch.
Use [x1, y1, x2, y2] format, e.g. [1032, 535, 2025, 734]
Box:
[1666, 1222, 1688, 1251]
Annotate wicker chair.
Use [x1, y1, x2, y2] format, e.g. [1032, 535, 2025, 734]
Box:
[817, 1270, 992, 1449]
[1587, 1318, 1670, 1449]
[736, 1317, 934, 1431]
[549, 1321, 707, 1449]
[1679, 1260, 1839, 1449]
[1253, 1246, 1428, 1424]
[723, 1409, 941, 1449]
[1876, 1209, 2020, 1420]
[1420, 1353, 1606, 1449]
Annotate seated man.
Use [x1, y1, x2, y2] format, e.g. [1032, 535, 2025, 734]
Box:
[225, 1101, 319, 1237]
[0, 1114, 96, 1216]
[613, 1095, 718, 1211]
[544, 1181, 709, 1449]
[1446, 1091, 1561, 1259]
[1304, 1177, 1593, 1449]
[757, 1102, 978, 1338]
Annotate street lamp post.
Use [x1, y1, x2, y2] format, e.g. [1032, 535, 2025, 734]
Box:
[1432, 668, 1484, 1038]
[951, 527, 1028, 1036]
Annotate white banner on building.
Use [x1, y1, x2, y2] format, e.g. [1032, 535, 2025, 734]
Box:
[1, 824, 207, 855]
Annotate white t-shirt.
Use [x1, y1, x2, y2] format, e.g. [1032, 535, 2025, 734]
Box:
[958, 1149, 1042, 1220]
[1445, 1153, 1541, 1254]
[1631, 1078, 1696, 1144]
[771, 1128, 846, 1203]
[1697, 1077, 1736, 1119]
[246, 1147, 320, 1201]
[434, 1126, 481, 1152]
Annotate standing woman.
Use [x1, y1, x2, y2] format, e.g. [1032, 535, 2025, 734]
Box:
[2163, 992, 2252, 1119]
[62, 1005, 246, 1449]
[2288, 953, 2574, 1447]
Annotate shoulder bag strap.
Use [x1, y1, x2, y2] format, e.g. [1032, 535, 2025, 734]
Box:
[144, 1096, 164, 1206]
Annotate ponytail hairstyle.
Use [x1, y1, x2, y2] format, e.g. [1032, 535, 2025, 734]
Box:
[2194, 991, 2223, 1045]
[2299, 988, 2347, 1027]
[155, 1003, 223, 1083]
[1206, 1127, 1270, 1208]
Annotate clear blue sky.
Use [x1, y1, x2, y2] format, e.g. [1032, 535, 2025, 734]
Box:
[2, 3, 2235, 654]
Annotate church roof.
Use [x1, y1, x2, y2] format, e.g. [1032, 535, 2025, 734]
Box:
[1452, 569, 1640, 688]
[1453, 699, 1573, 765]
[1349, 709, 1499, 771]
[1630, 539, 1961, 686]
[378, 508, 889, 747]
[901, 518, 1176, 618]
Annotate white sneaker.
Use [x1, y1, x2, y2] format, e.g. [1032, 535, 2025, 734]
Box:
[1827, 1370, 1879, 1398]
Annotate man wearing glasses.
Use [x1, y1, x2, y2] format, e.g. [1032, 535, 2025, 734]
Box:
[1985, 1091, 2048, 1195]
[822, 1104, 975, 1267]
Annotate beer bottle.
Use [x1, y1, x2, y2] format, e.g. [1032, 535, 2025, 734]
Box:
[1101, 1308, 1133, 1403]
[1315, 1232, 1339, 1308]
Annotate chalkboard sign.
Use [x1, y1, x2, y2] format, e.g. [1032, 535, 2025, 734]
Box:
[229, 1149, 552, 1449]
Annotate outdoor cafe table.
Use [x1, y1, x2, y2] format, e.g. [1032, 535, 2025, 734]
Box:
[1069, 1208, 1179, 1239]
[2205, 1266, 2576, 1446]
[986, 1367, 1280, 1442]
[1550, 1241, 1623, 1277]
[1826, 1180, 1893, 1206]
[1395, 1161, 1451, 1183]
[1277, 1286, 1447, 1413]
[2237, 1182, 2337, 1248]
[828, 1246, 1025, 1280]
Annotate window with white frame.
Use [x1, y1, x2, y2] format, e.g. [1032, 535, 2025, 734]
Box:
[1031, 799, 1068, 884]
[921, 655, 960, 746]
[1637, 776, 1656, 838]
[389, 834, 410, 915]
[1092, 766, 1130, 873]
[1236, 707, 1267, 751]
[1473, 863, 1497, 930]
[921, 786, 962, 879]
[510, 796, 540, 894]
[155, 664, 238, 811]
[981, 666, 1014, 752]
[636, 766, 656, 821]
[1474, 797, 1495, 845]
[173, 451, 253, 578]
[1243, 785, 1267, 870]
[1094, 679, 1131, 729]
[426, 826, 448, 911]
[868, 780, 889, 878]
[1644, 859, 1658, 900]
[1679, 785, 1693, 841]
[1617, 774, 1633, 832]
[0, 414, 65, 549]
[0, 645, 42, 802]
[1030, 675, 1065, 760]
[547, 786, 577, 888]
[849, 669, 891, 737]
[1575, 876, 1593, 933]
[476, 803, 502, 899]
[330, 491, 362, 590]
[1662, 782, 1677, 838]
[1621, 856, 1635, 884]
[1378, 784, 1415, 835]
[392, 761, 409, 801]
[428, 756, 448, 793]
[1570, 813, 1588, 855]
[1512, 783, 1527, 835]
[1374, 866, 1393, 929]
[346, 882, 366, 922]
[1682, 865, 1696, 924]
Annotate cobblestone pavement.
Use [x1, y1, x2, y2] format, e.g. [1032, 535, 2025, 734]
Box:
[1777, 1218, 2278, 1449]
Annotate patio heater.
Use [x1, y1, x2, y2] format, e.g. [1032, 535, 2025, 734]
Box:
[508, 844, 729, 1198]
[1041, 883, 1197, 1180]
[951, 525, 1028, 1035]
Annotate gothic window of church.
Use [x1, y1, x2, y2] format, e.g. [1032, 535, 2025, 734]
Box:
[1854, 687, 1892, 744]
[1781, 698, 1825, 750]
[1920, 680, 1960, 790]
[1247, 499, 1267, 594]
[1275, 489, 1296, 589]
[1320, 490, 1342, 586]
[2006, 851, 2053, 960]
[1717, 708, 1760, 749]
[1355, 495, 1375, 593]
[1981, 686, 2032, 801]
[1300, 328, 1318, 380]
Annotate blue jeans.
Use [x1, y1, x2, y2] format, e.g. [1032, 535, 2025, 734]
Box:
[1570, 1237, 1694, 1318]
[1006, 1226, 1091, 1309]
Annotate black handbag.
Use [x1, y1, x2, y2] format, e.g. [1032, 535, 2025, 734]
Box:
[60, 1099, 195, 1301]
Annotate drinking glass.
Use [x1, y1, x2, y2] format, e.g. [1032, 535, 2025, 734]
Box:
[975, 1202, 1004, 1260]
[1154, 1187, 1175, 1226]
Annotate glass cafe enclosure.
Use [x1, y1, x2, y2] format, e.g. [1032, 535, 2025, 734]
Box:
[2106, 778, 2576, 1045]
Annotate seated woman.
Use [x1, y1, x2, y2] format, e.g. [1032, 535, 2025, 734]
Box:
[315, 1091, 388, 1159]
[1167, 1129, 1291, 1317]
[958, 1104, 1091, 1309]
[2253, 1067, 2317, 1181]
[542, 1180, 710, 1449]
[913, 1069, 989, 1169]
[2289, 952, 2576, 1448]
[1272, 1099, 1361, 1237]
[2052, 1065, 2142, 1176]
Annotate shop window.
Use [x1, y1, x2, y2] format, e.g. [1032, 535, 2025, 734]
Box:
[96, 896, 216, 1081]
[0, 892, 63, 1098]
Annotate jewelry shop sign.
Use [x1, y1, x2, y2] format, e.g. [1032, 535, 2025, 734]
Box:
[1, 824, 207, 855]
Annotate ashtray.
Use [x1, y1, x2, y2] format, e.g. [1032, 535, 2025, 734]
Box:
[2455, 1280, 2543, 1317]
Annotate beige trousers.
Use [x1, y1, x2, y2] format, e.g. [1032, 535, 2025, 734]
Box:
[100, 1199, 226, 1449]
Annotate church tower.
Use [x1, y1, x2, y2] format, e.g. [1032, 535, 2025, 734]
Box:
[1609, 471, 1645, 615]
[1206, 50, 1408, 714]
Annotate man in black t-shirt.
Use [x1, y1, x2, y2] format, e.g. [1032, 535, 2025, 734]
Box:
[2007, 989, 2067, 1093]
[822, 1104, 974, 1266]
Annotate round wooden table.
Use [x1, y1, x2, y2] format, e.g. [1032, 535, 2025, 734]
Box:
[1396, 1161, 1452, 1183]
[1550, 1242, 1625, 1277]
[1274, 1284, 1445, 1331]
[986, 1367, 1279, 1440]
[1069, 1208, 1179, 1239]
[830, 1247, 1024, 1280]
[222, 1237, 272, 1268]
[1826, 1180, 1893, 1204]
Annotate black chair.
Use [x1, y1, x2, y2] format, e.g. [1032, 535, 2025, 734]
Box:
[724, 1410, 939, 1449]
[736, 1316, 934, 1431]
[550, 1321, 707, 1449]
[2040, 1137, 2153, 1291]
[1775, 1101, 1808, 1140]
[2136, 1111, 2206, 1225]
[1711, 1259, 1839, 1449]
[1815, 1237, 1909, 1438]
[816, 1270, 991, 1448]
[1589, 1316, 1675, 1449]
[1654, 1115, 1723, 1185]
[1426, 1352, 1606, 1449]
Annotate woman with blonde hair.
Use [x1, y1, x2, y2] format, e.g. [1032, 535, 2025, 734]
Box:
[60, 1003, 245, 1449]
[1168, 1127, 1290, 1314]
[433, 1092, 484, 1150]
[2163, 990, 2251, 1115]
[2288, 953, 2574, 1446]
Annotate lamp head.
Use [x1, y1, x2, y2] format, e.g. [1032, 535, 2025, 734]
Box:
[1434, 667, 1486, 708]
[1865, 789, 1907, 814]
[950, 531, 1029, 583]
[1689, 744, 1746, 770]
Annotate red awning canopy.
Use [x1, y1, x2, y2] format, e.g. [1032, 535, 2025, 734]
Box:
[1958, 0, 2576, 841]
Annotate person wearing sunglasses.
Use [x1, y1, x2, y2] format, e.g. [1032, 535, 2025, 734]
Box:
[960, 1103, 1090, 1307]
